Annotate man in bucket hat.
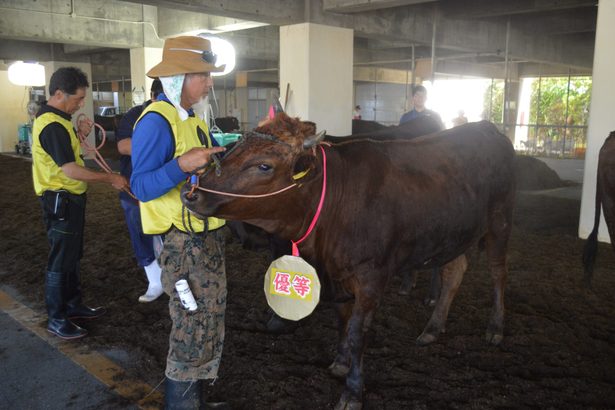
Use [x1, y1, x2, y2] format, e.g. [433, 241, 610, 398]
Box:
[130, 36, 228, 409]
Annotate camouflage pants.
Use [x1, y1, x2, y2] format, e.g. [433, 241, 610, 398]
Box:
[160, 227, 226, 382]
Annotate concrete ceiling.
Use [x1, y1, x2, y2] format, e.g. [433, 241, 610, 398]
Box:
[0, 0, 597, 85]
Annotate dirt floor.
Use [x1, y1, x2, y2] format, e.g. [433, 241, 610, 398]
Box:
[1, 148, 615, 410]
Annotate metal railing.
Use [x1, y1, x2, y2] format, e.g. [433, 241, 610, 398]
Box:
[495, 122, 588, 158]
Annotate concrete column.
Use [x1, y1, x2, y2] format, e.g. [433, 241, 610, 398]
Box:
[579, 0, 615, 242]
[280, 23, 353, 136]
[43, 61, 96, 158]
[234, 72, 249, 130]
[130, 47, 163, 105]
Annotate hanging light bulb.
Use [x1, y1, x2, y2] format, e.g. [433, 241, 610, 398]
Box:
[199, 35, 236, 76]
[8, 61, 46, 86]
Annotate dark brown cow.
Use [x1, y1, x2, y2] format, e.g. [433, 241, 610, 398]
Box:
[351, 118, 388, 134]
[583, 131, 615, 286]
[182, 113, 515, 409]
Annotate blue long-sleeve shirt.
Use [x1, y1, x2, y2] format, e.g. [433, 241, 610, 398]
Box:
[130, 94, 190, 202]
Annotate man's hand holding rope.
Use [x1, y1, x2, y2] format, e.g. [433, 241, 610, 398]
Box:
[178, 146, 226, 174]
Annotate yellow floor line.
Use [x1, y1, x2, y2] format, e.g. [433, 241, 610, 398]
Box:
[0, 289, 163, 409]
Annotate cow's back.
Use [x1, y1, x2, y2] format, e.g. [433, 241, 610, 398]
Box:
[317, 121, 515, 274]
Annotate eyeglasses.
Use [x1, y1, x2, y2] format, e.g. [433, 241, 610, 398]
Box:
[169, 48, 217, 65]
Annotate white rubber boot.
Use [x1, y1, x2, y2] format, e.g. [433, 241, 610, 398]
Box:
[139, 260, 163, 303]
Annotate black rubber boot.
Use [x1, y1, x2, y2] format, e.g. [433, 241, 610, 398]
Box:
[45, 271, 87, 340]
[164, 378, 202, 410]
[47, 318, 87, 340]
[66, 266, 106, 320]
[67, 304, 106, 320]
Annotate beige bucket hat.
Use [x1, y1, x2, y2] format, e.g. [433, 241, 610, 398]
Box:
[147, 36, 225, 78]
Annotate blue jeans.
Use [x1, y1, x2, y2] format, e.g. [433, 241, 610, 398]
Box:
[120, 198, 156, 267]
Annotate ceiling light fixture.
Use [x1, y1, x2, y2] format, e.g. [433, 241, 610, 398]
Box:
[199, 35, 236, 76]
[8, 61, 46, 86]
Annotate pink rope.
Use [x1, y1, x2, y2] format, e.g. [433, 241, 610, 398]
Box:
[75, 114, 136, 199]
[195, 182, 297, 198]
[291, 145, 326, 257]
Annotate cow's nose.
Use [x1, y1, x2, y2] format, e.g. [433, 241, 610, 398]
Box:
[183, 191, 198, 202]
[180, 184, 199, 203]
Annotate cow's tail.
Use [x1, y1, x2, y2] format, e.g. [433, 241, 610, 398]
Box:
[582, 177, 603, 288]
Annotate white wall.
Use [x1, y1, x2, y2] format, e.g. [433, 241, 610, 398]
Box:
[579, 0, 615, 243]
[0, 71, 30, 152]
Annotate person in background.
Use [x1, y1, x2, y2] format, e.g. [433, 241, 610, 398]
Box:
[399, 84, 444, 128]
[130, 36, 228, 409]
[452, 109, 469, 127]
[116, 79, 165, 303]
[353, 105, 362, 120]
[32, 67, 129, 340]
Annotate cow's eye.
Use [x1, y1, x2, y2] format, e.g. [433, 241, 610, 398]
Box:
[258, 164, 272, 172]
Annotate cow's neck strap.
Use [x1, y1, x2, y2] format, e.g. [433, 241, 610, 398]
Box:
[291, 145, 327, 257]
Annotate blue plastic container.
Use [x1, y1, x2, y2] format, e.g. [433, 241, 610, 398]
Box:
[212, 133, 241, 146]
[18, 124, 31, 143]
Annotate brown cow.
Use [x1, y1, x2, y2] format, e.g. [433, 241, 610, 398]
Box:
[583, 131, 615, 286]
[182, 113, 515, 409]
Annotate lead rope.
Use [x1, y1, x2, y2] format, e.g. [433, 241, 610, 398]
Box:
[75, 113, 137, 200]
[291, 145, 327, 257]
[75, 114, 113, 173]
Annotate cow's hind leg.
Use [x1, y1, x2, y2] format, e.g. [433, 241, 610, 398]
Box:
[416, 255, 467, 346]
[484, 204, 512, 345]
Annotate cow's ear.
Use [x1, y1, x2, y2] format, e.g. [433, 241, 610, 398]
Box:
[291, 153, 318, 183]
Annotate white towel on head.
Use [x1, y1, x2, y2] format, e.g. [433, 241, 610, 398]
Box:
[160, 75, 188, 121]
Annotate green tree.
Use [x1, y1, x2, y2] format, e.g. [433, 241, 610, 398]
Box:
[482, 80, 504, 124]
[529, 76, 592, 154]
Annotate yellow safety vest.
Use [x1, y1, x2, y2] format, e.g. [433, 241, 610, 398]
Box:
[32, 111, 87, 196]
[135, 101, 225, 234]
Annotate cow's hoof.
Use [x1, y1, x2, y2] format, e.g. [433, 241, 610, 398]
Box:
[485, 331, 503, 345]
[334, 391, 362, 410]
[328, 361, 350, 378]
[416, 331, 438, 346]
[423, 297, 437, 307]
[397, 286, 411, 296]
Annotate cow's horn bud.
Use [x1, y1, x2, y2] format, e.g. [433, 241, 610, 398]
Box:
[303, 130, 326, 149]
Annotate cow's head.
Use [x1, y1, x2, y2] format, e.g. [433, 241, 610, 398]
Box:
[181, 112, 325, 221]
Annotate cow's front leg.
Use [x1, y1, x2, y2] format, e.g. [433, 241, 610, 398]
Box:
[329, 300, 353, 378]
[335, 293, 379, 410]
[417, 254, 467, 346]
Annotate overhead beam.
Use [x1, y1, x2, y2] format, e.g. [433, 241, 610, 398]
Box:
[130, 0, 305, 26]
[156, 7, 269, 38]
[323, 0, 437, 13]
[0, 0, 157, 49]
[435, 59, 507, 79]
[517, 62, 592, 77]
[0, 40, 85, 63]
[442, 0, 597, 19]
[511, 9, 596, 36]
